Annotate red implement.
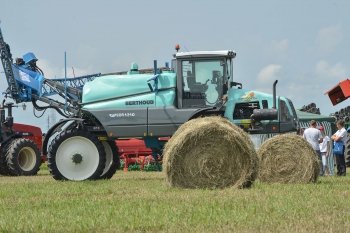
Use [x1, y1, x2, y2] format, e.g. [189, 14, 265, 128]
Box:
[325, 79, 350, 106]
[115, 138, 168, 171]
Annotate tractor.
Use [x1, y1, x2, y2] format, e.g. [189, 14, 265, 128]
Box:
[0, 101, 43, 176]
[0, 25, 298, 181]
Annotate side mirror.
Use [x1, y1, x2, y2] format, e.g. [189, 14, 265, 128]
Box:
[147, 74, 159, 92]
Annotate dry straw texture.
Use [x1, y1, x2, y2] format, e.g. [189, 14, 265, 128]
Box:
[163, 116, 258, 189]
[258, 134, 319, 184]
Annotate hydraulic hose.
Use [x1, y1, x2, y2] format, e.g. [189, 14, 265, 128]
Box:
[32, 99, 71, 118]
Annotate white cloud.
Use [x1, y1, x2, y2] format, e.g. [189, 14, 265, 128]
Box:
[263, 39, 289, 61]
[316, 25, 343, 54]
[272, 39, 289, 52]
[37, 59, 92, 78]
[257, 64, 282, 84]
[60, 67, 93, 78]
[37, 59, 61, 78]
[315, 60, 349, 79]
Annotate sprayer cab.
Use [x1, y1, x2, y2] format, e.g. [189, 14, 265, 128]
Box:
[174, 50, 236, 108]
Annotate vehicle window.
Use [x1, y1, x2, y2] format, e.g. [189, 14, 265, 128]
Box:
[233, 102, 260, 119]
[182, 60, 225, 107]
[280, 100, 292, 122]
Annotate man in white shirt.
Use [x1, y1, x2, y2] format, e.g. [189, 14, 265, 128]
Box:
[303, 120, 323, 175]
[331, 120, 347, 176]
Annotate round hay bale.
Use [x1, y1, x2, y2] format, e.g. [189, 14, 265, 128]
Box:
[163, 116, 258, 189]
[257, 134, 319, 184]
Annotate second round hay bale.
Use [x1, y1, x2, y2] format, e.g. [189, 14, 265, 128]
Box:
[258, 134, 319, 184]
[163, 116, 258, 189]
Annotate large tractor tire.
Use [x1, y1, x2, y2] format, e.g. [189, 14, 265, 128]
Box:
[6, 138, 41, 176]
[100, 141, 120, 179]
[346, 136, 350, 167]
[0, 142, 11, 176]
[47, 129, 106, 181]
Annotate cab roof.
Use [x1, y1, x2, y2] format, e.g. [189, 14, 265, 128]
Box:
[175, 50, 236, 59]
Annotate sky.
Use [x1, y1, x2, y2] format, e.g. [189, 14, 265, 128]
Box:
[0, 0, 349, 131]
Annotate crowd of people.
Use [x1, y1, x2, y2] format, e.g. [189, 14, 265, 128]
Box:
[302, 119, 347, 176]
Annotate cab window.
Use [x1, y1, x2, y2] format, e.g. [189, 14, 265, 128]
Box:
[233, 102, 260, 119]
[279, 100, 292, 122]
[182, 60, 225, 108]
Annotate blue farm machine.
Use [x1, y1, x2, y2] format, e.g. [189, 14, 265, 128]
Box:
[0, 25, 298, 181]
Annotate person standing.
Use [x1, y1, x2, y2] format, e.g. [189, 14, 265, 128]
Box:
[319, 126, 331, 175]
[331, 120, 347, 176]
[303, 120, 323, 175]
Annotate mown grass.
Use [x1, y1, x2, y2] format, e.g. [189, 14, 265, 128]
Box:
[1, 164, 350, 233]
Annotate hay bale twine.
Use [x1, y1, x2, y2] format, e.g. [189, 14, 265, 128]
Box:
[258, 134, 319, 184]
[163, 116, 258, 189]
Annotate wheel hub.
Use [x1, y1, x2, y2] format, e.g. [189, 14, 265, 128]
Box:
[54, 134, 102, 180]
[72, 153, 83, 164]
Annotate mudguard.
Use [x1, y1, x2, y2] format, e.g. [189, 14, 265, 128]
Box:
[42, 118, 84, 155]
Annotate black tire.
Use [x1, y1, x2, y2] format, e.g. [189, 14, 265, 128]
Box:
[6, 138, 41, 176]
[0, 142, 11, 176]
[346, 137, 350, 167]
[47, 129, 106, 181]
[100, 141, 120, 179]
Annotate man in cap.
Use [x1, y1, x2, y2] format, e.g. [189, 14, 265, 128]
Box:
[303, 120, 323, 175]
[331, 119, 347, 176]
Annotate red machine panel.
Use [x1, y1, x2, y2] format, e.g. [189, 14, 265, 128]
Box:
[115, 137, 169, 171]
[12, 123, 43, 153]
[326, 79, 350, 106]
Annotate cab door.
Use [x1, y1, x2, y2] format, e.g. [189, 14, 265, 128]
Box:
[177, 58, 226, 109]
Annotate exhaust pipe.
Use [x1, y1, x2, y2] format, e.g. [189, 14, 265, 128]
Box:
[273, 80, 278, 109]
[250, 80, 279, 131]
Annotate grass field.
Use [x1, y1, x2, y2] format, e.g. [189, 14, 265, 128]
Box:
[1, 164, 350, 233]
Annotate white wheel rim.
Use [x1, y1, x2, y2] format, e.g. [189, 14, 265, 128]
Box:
[18, 147, 37, 171]
[101, 142, 113, 176]
[56, 136, 100, 181]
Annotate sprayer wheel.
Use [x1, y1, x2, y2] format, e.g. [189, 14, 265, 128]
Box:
[47, 129, 106, 181]
[99, 141, 120, 179]
[6, 138, 41, 176]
